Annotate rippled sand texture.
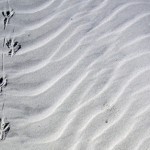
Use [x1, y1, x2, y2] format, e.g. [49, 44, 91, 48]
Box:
[0, 0, 150, 149]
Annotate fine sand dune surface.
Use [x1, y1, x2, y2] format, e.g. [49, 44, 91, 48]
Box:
[0, 0, 150, 149]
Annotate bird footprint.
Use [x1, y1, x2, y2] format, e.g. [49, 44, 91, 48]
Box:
[2, 9, 15, 30]
[6, 39, 21, 57]
[0, 117, 10, 141]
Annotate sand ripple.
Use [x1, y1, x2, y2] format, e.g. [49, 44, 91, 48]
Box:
[0, 0, 150, 149]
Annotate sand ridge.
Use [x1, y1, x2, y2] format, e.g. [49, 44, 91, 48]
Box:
[0, 0, 150, 150]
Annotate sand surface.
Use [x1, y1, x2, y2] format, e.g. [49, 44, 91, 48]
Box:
[0, 0, 150, 149]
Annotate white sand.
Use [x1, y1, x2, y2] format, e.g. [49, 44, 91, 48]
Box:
[0, 0, 150, 149]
